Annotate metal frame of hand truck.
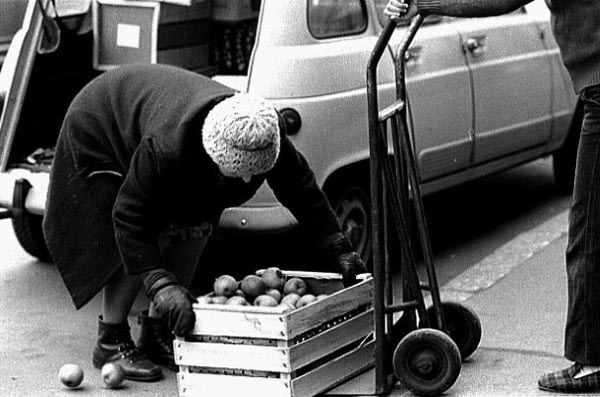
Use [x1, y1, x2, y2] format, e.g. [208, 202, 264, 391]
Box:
[365, 16, 474, 396]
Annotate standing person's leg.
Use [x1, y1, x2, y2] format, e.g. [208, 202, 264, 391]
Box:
[564, 85, 600, 365]
[138, 223, 212, 370]
[539, 84, 600, 392]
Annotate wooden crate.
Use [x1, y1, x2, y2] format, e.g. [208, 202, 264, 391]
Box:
[175, 271, 375, 397]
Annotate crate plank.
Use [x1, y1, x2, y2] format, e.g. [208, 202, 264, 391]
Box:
[288, 309, 373, 371]
[286, 278, 373, 339]
[191, 310, 287, 339]
[178, 372, 290, 397]
[291, 340, 375, 397]
[174, 340, 290, 372]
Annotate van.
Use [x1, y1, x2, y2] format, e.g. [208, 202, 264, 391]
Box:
[0, 0, 580, 262]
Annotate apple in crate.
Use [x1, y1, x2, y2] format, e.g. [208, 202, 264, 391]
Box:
[261, 267, 286, 290]
[213, 275, 238, 297]
[283, 277, 308, 296]
[241, 275, 267, 300]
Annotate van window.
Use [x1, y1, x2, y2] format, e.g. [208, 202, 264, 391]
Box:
[308, 0, 367, 39]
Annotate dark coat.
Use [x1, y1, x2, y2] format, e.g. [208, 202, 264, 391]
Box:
[43, 64, 340, 309]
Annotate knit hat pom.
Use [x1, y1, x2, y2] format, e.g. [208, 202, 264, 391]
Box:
[202, 93, 281, 179]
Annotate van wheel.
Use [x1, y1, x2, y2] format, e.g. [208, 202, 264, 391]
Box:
[553, 101, 582, 192]
[331, 186, 372, 264]
[12, 213, 51, 262]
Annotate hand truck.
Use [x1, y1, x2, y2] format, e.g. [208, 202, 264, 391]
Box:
[365, 16, 482, 396]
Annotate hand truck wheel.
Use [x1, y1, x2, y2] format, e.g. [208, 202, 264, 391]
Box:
[425, 302, 482, 361]
[393, 328, 461, 396]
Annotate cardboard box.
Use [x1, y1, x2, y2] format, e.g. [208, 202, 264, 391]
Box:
[211, 0, 260, 22]
[175, 271, 375, 397]
[93, 0, 212, 71]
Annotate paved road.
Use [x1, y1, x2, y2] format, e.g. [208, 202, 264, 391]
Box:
[0, 158, 573, 396]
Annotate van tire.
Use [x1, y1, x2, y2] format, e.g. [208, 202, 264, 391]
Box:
[553, 101, 583, 192]
[330, 185, 372, 265]
[12, 213, 51, 262]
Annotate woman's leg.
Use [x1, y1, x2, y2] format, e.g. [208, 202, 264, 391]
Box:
[102, 268, 142, 324]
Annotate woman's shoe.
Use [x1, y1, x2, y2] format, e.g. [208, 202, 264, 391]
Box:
[538, 363, 600, 393]
[137, 311, 177, 371]
[92, 316, 163, 382]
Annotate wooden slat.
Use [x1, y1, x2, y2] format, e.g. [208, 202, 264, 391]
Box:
[288, 309, 373, 371]
[291, 341, 375, 397]
[191, 309, 287, 339]
[174, 340, 290, 372]
[286, 278, 373, 339]
[178, 372, 291, 397]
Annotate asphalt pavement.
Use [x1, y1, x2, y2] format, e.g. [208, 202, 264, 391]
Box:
[0, 208, 582, 396]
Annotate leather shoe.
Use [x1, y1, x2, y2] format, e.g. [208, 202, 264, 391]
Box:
[92, 316, 162, 382]
[538, 363, 600, 393]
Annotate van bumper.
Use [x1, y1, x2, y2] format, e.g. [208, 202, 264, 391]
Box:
[0, 168, 298, 233]
[219, 204, 298, 233]
[0, 169, 48, 215]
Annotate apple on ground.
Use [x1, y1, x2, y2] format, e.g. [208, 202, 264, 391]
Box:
[101, 363, 125, 389]
[58, 363, 84, 388]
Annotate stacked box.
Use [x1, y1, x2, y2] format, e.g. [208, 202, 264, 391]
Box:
[174, 271, 375, 397]
[211, 0, 260, 22]
[93, 0, 213, 73]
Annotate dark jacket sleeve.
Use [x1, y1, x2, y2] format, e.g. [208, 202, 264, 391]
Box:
[417, 0, 531, 16]
[112, 137, 169, 275]
[266, 135, 341, 240]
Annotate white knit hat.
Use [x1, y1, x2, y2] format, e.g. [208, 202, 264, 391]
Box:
[202, 93, 281, 179]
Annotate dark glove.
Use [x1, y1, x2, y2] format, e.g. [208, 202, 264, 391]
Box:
[140, 269, 197, 336]
[322, 233, 368, 286]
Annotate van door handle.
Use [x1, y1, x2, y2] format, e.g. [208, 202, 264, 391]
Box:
[464, 35, 487, 55]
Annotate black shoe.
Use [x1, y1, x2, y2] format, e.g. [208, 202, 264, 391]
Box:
[137, 311, 177, 371]
[92, 316, 163, 382]
[538, 363, 600, 393]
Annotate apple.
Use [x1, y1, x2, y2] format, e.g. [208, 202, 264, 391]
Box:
[265, 288, 282, 303]
[101, 363, 125, 389]
[297, 294, 317, 308]
[281, 292, 301, 308]
[283, 277, 308, 296]
[58, 363, 84, 388]
[235, 289, 246, 298]
[213, 275, 238, 297]
[211, 295, 228, 304]
[278, 301, 296, 312]
[261, 267, 285, 290]
[226, 296, 248, 306]
[240, 275, 267, 300]
[197, 296, 212, 305]
[254, 294, 279, 307]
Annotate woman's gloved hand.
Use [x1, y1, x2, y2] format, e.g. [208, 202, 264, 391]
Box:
[140, 269, 197, 336]
[322, 233, 368, 286]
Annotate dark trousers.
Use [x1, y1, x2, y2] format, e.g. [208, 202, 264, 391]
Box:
[565, 84, 600, 364]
